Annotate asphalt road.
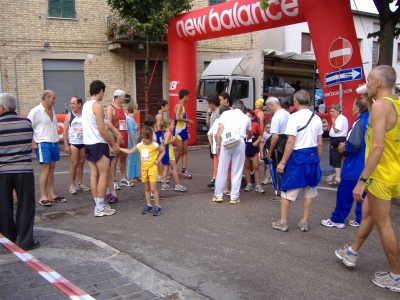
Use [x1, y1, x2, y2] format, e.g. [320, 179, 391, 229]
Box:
[27, 142, 400, 300]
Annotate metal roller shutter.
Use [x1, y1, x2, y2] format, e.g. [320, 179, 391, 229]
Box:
[43, 59, 85, 114]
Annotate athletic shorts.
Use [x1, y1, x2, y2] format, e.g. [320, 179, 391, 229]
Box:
[175, 129, 189, 142]
[84, 143, 109, 162]
[281, 186, 318, 201]
[36, 142, 60, 164]
[366, 178, 400, 200]
[141, 164, 158, 182]
[245, 142, 259, 158]
[162, 146, 175, 165]
[70, 144, 85, 150]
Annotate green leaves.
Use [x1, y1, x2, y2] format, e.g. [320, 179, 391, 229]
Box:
[260, 0, 269, 11]
[107, 0, 193, 38]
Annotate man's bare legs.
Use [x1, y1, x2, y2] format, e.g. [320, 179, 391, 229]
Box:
[350, 196, 374, 252]
[279, 198, 291, 223]
[368, 192, 400, 274]
[175, 139, 188, 169]
[76, 147, 86, 185]
[300, 197, 313, 223]
[39, 161, 56, 200]
[69, 146, 80, 186]
[88, 155, 109, 198]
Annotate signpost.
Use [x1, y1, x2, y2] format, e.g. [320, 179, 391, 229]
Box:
[325, 67, 362, 87]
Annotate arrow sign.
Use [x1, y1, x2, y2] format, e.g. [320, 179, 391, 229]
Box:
[325, 67, 363, 86]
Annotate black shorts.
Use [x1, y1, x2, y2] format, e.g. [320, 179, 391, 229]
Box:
[84, 143, 109, 162]
[329, 137, 346, 168]
[245, 142, 259, 158]
[70, 143, 85, 150]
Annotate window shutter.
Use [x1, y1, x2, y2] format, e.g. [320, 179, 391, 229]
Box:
[62, 0, 75, 18]
[48, 0, 62, 17]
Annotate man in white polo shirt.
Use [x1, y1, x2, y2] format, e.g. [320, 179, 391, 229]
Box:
[28, 90, 66, 206]
[272, 90, 323, 232]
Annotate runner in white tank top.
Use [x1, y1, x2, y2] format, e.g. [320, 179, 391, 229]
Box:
[82, 99, 106, 145]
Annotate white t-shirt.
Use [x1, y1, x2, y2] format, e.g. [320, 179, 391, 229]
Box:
[270, 108, 290, 135]
[329, 114, 348, 137]
[260, 131, 271, 143]
[219, 108, 251, 140]
[207, 118, 221, 154]
[27, 103, 59, 143]
[284, 109, 323, 150]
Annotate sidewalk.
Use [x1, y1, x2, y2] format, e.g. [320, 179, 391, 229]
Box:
[0, 227, 206, 300]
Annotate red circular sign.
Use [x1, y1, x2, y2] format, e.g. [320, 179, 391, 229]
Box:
[329, 37, 353, 68]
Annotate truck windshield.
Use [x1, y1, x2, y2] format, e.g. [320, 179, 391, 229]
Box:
[197, 79, 230, 99]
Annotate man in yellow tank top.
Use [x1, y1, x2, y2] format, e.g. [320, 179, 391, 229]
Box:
[335, 65, 400, 292]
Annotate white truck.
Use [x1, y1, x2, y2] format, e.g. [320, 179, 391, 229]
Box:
[196, 49, 319, 130]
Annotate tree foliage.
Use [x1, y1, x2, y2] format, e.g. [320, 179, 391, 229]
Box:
[107, 0, 193, 38]
[368, 0, 400, 65]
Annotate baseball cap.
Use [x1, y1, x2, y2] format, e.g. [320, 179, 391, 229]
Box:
[113, 89, 126, 97]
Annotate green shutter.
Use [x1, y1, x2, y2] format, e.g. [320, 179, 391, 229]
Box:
[209, 0, 225, 5]
[48, 0, 62, 17]
[62, 0, 75, 18]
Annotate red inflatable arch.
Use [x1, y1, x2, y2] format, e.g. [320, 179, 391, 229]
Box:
[168, 0, 363, 145]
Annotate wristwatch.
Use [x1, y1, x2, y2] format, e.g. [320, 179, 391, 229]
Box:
[358, 176, 368, 183]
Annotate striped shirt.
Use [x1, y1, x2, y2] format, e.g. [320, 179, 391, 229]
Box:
[0, 111, 34, 174]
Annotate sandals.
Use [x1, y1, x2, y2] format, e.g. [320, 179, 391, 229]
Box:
[38, 199, 52, 206]
[50, 196, 67, 203]
[329, 179, 340, 187]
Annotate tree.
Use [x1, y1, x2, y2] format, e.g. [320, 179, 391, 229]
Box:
[368, 0, 400, 66]
[107, 0, 193, 112]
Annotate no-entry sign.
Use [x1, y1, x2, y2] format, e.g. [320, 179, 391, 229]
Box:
[329, 37, 353, 68]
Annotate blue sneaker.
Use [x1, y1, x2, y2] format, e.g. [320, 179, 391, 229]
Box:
[142, 205, 153, 214]
[108, 195, 118, 204]
[153, 205, 161, 216]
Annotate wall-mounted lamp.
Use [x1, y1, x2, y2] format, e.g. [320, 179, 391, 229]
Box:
[138, 44, 144, 50]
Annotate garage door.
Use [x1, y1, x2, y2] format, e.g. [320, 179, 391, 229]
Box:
[43, 59, 85, 114]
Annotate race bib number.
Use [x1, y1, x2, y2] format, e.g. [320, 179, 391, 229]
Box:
[119, 120, 127, 131]
[141, 148, 149, 160]
[73, 128, 83, 139]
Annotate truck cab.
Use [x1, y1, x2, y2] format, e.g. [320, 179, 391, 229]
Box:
[196, 57, 255, 131]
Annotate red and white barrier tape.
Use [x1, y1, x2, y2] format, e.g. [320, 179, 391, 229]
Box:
[0, 233, 95, 300]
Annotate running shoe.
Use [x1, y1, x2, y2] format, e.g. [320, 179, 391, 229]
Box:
[157, 175, 169, 183]
[272, 220, 288, 232]
[69, 185, 77, 195]
[113, 180, 120, 190]
[161, 184, 173, 191]
[75, 183, 90, 191]
[321, 219, 345, 229]
[94, 207, 115, 217]
[348, 220, 360, 228]
[371, 271, 400, 292]
[297, 221, 308, 232]
[207, 178, 215, 187]
[153, 205, 162, 216]
[119, 178, 134, 187]
[230, 199, 240, 204]
[212, 196, 223, 203]
[142, 205, 153, 214]
[181, 170, 192, 179]
[244, 184, 253, 192]
[108, 195, 118, 204]
[174, 184, 187, 192]
[335, 244, 358, 267]
[255, 185, 265, 194]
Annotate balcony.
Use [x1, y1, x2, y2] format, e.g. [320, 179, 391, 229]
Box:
[105, 16, 168, 51]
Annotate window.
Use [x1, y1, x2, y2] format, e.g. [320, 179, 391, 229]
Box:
[209, 0, 225, 5]
[230, 80, 249, 100]
[48, 0, 76, 18]
[372, 41, 379, 69]
[301, 33, 312, 53]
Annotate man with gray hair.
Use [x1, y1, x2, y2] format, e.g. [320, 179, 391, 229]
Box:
[0, 93, 39, 250]
[28, 90, 66, 206]
[265, 97, 290, 199]
[272, 90, 323, 232]
[213, 100, 251, 204]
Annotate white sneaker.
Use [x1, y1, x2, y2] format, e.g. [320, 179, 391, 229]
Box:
[255, 185, 265, 194]
[113, 180, 121, 190]
[321, 219, 345, 229]
[157, 175, 170, 183]
[348, 220, 360, 228]
[69, 185, 77, 194]
[94, 207, 116, 217]
[75, 183, 90, 191]
[119, 178, 134, 187]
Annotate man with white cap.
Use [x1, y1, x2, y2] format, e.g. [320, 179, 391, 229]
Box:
[106, 89, 132, 190]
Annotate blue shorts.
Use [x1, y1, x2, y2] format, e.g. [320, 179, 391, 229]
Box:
[36, 142, 60, 164]
[245, 142, 259, 158]
[175, 129, 189, 142]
